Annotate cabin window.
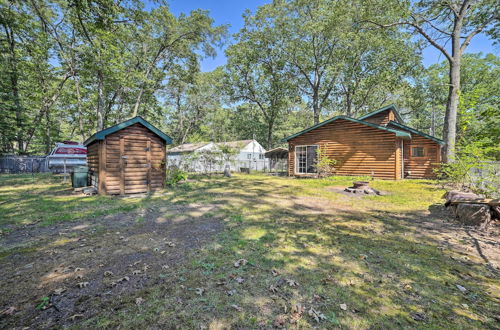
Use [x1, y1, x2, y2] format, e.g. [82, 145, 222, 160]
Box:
[412, 146, 425, 157]
[295, 145, 318, 174]
[247, 154, 252, 159]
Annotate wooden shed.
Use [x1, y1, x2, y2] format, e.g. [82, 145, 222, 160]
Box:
[84, 116, 172, 195]
[283, 105, 444, 180]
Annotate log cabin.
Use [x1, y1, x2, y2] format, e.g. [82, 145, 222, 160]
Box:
[283, 104, 444, 179]
[84, 116, 172, 195]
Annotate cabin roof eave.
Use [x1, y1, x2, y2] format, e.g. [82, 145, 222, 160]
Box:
[282, 115, 411, 142]
[358, 104, 404, 124]
[388, 121, 445, 145]
[84, 116, 173, 146]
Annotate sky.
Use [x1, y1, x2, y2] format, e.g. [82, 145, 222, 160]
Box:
[150, 0, 499, 72]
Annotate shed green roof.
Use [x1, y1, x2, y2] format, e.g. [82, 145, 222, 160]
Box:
[84, 116, 173, 146]
[282, 115, 411, 142]
[388, 121, 445, 145]
[358, 104, 404, 124]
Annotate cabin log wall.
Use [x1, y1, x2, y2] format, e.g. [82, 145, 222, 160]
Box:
[288, 119, 399, 179]
[362, 110, 395, 126]
[402, 135, 441, 179]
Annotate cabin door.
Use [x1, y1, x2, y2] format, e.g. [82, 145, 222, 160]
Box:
[120, 137, 151, 194]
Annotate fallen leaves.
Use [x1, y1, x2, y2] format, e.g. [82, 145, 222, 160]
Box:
[53, 288, 66, 296]
[77, 282, 89, 288]
[234, 259, 248, 268]
[226, 289, 236, 296]
[308, 308, 326, 323]
[104, 271, 113, 277]
[195, 288, 205, 296]
[216, 279, 227, 286]
[269, 284, 279, 293]
[273, 314, 287, 328]
[132, 270, 141, 275]
[340, 303, 347, 311]
[286, 279, 299, 287]
[235, 277, 245, 284]
[1, 306, 16, 316]
[410, 312, 426, 321]
[290, 303, 305, 323]
[69, 313, 84, 321]
[456, 284, 467, 293]
[271, 269, 280, 277]
[135, 297, 145, 305]
[231, 304, 242, 312]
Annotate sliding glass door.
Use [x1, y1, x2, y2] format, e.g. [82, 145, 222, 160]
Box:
[295, 145, 318, 174]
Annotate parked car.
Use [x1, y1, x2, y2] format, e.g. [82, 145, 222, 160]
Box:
[46, 141, 87, 173]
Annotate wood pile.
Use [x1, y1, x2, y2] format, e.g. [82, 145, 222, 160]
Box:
[444, 190, 500, 228]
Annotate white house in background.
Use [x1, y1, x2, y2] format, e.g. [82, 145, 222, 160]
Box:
[167, 139, 267, 172]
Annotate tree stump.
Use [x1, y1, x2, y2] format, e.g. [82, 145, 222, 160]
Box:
[455, 203, 492, 228]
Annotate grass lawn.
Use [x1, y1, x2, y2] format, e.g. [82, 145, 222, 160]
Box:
[0, 173, 499, 329]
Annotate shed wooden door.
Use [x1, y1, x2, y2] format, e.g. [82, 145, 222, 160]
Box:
[121, 136, 151, 194]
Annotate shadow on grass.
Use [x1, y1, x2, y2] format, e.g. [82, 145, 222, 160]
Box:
[0, 173, 497, 329]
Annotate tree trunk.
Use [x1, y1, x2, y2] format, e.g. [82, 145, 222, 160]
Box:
[96, 69, 104, 131]
[442, 58, 460, 163]
[11, 60, 24, 154]
[75, 77, 85, 142]
[430, 107, 436, 136]
[132, 87, 145, 117]
[4, 23, 24, 154]
[345, 92, 352, 117]
[44, 109, 51, 154]
[442, 22, 462, 164]
[267, 120, 274, 150]
[312, 88, 320, 124]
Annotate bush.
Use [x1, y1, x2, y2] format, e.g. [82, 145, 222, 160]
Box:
[436, 139, 499, 197]
[316, 148, 337, 178]
[166, 167, 188, 186]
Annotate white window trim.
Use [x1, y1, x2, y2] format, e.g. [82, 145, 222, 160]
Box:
[294, 145, 319, 175]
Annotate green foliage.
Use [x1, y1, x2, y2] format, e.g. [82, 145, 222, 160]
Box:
[165, 167, 188, 186]
[0, 0, 226, 154]
[35, 296, 50, 310]
[316, 148, 337, 178]
[437, 139, 500, 197]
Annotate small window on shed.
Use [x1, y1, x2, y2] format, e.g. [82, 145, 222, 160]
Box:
[412, 147, 425, 157]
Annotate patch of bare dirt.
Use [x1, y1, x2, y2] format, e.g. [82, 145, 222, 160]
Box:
[0, 203, 223, 328]
[412, 205, 500, 271]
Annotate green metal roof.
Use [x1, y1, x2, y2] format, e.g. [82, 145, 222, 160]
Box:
[84, 116, 173, 146]
[358, 104, 404, 124]
[387, 121, 445, 145]
[282, 115, 411, 142]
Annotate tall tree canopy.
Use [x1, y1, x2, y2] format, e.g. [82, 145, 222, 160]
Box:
[0, 0, 497, 160]
[366, 0, 499, 162]
[0, 0, 226, 154]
